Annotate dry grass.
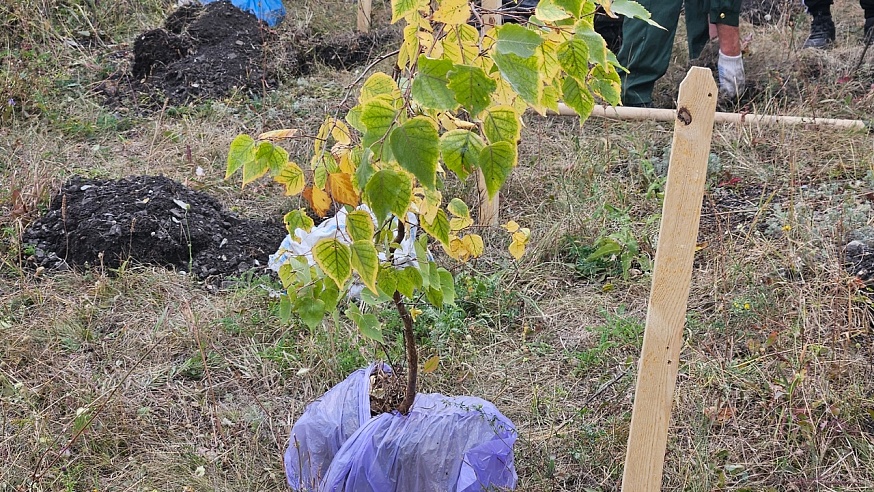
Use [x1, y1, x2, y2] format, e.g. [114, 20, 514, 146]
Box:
[2, 0, 874, 490]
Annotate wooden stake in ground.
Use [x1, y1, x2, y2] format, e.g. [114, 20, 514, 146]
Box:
[357, 0, 372, 32]
[621, 67, 717, 492]
[477, 0, 501, 226]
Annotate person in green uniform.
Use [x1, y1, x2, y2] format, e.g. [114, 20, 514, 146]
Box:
[617, 0, 744, 107]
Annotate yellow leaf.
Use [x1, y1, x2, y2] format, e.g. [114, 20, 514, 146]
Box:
[302, 186, 331, 218]
[446, 236, 468, 260]
[413, 187, 442, 224]
[512, 228, 530, 244]
[257, 128, 299, 141]
[502, 220, 520, 233]
[449, 216, 473, 232]
[508, 240, 525, 260]
[422, 355, 440, 373]
[273, 161, 306, 196]
[327, 173, 360, 207]
[410, 307, 423, 321]
[432, 0, 471, 25]
[331, 120, 352, 145]
[462, 234, 484, 258]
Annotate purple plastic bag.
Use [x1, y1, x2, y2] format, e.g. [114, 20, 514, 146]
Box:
[284, 363, 384, 490]
[284, 366, 517, 492]
[320, 393, 517, 492]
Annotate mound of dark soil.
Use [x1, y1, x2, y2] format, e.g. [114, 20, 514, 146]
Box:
[99, 1, 399, 108]
[22, 176, 285, 280]
[125, 1, 269, 105]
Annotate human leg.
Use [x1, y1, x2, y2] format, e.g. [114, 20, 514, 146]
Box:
[616, 0, 683, 106]
[802, 0, 835, 48]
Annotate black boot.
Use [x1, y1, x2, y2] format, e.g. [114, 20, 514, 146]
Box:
[802, 13, 835, 49]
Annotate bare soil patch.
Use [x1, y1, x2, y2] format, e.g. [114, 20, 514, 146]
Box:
[21, 175, 285, 280]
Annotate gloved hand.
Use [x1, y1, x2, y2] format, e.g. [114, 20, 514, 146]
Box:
[717, 50, 745, 99]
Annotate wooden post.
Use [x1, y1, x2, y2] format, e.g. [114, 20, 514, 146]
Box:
[620, 67, 717, 492]
[553, 103, 871, 131]
[477, 0, 501, 226]
[357, 0, 372, 32]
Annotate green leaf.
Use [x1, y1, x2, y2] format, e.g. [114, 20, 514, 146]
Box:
[377, 268, 398, 297]
[350, 240, 379, 294]
[557, 39, 590, 80]
[426, 286, 444, 308]
[610, 0, 659, 24]
[389, 117, 439, 190]
[391, 0, 426, 23]
[447, 197, 471, 218]
[346, 105, 365, 133]
[284, 209, 315, 236]
[412, 56, 458, 111]
[492, 52, 542, 106]
[438, 268, 456, 305]
[575, 28, 608, 67]
[479, 141, 517, 199]
[226, 134, 255, 179]
[553, 0, 584, 17]
[360, 96, 399, 148]
[439, 129, 484, 180]
[395, 266, 421, 298]
[355, 148, 375, 191]
[346, 210, 375, 241]
[279, 294, 292, 323]
[346, 303, 384, 342]
[363, 169, 413, 223]
[540, 84, 560, 113]
[320, 278, 341, 313]
[535, 0, 572, 21]
[415, 238, 430, 288]
[493, 23, 543, 58]
[256, 141, 289, 177]
[481, 106, 521, 144]
[312, 238, 352, 288]
[297, 294, 326, 329]
[587, 239, 621, 260]
[446, 64, 496, 117]
[421, 209, 451, 247]
[360, 73, 400, 103]
[561, 76, 595, 121]
[278, 263, 294, 289]
[590, 64, 622, 105]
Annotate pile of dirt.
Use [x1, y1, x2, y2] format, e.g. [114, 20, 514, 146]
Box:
[22, 176, 286, 281]
[99, 1, 399, 108]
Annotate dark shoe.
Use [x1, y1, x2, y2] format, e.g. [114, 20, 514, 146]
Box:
[865, 17, 874, 45]
[802, 14, 835, 49]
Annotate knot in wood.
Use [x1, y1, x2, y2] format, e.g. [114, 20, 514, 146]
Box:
[677, 107, 692, 125]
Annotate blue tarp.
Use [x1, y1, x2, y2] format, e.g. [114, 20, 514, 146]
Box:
[284, 363, 518, 491]
[199, 0, 285, 26]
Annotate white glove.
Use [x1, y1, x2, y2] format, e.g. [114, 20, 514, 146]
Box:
[717, 50, 745, 99]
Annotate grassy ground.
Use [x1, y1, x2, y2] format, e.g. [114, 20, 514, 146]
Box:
[2, 0, 874, 490]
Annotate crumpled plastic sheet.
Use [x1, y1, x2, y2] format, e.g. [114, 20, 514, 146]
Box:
[284, 364, 518, 492]
[269, 205, 422, 277]
[196, 0, 286, 26]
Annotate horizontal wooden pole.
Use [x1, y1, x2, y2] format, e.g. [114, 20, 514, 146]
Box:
[555, 103, 871, 131]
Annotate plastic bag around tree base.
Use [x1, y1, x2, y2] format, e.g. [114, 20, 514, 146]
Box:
[284, 363, 518, 492]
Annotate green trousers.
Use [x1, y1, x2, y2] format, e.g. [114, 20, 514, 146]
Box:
[617, 0, 741, 106]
